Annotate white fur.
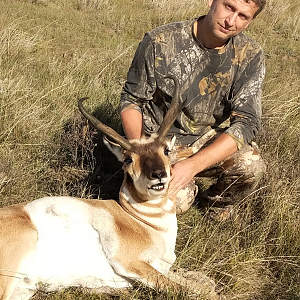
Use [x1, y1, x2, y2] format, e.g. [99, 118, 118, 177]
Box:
[21, 197, 129, 293]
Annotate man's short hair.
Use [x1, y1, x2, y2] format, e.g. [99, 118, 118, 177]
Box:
[247, 0, 266, 17]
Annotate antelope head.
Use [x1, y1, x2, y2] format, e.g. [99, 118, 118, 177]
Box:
[78, 76, 182, 200]
[107, 134, 177, 199]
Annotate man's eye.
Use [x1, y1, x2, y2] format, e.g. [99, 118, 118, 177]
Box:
[225, 4, 233, 11]
[124, 157, 133, 164]
[239, 14, 248, 21]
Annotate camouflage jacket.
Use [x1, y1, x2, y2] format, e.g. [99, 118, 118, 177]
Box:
[119, 17, 265, 148]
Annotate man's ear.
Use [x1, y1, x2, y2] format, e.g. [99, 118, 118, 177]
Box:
[208, 0, 214, 8]
[103, 136, 123, 162]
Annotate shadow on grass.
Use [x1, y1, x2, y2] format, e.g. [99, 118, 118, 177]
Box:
[48, 101, 124, 201]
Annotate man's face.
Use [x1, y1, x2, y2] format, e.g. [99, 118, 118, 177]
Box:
[207, 0, 258, 42]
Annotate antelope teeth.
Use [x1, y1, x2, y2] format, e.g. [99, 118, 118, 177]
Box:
[150, 184, 165, 191]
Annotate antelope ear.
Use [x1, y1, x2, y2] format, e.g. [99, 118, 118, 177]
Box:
[167, 135, 177, 150]
[167, 135, 177, 165]
[103, 136, 123, 162]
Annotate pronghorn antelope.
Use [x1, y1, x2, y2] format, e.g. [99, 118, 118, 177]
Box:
[0, 77, 220, 300]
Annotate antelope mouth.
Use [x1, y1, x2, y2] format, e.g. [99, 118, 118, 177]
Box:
[149, 183, 165, 191]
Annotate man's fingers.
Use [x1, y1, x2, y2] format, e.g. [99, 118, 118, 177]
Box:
[168, 180, 184, 197]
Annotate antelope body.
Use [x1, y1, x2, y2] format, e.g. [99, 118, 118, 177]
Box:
[1, 188, 176, 300]
[0, 77, 219, 300]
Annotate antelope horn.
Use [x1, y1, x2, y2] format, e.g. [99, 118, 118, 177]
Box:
[157, 75, 182, 142]
[78, 97, 131, 150]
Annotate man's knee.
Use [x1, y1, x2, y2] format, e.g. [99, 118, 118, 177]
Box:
[174, 180, 198, 215]
[222, 141, 266, 183]
[199, 141, 266, 206]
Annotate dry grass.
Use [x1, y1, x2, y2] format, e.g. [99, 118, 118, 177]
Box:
[0, 0, 300, 299]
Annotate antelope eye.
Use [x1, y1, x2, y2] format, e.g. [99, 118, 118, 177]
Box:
[164, 147, 170, 156]
[124, 156, 133, 164]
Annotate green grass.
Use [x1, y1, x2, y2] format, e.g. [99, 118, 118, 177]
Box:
[0, 0, 300, 299]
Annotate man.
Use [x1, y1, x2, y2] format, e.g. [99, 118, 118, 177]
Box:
[119, 0, 266, 219]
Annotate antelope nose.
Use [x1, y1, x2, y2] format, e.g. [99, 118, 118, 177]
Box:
[151, 170, 167, 180]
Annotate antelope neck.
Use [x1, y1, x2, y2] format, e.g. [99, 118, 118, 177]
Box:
[119, 187, 174, 231]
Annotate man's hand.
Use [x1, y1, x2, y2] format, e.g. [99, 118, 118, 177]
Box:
[168, 158, 198, 197]
[168, 133, 238, 197]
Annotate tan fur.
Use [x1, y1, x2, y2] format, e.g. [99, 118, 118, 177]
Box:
[79, 197, 180, 292]
[84, 198, 153, 253]
[118, 189, 170, 232]
[83, 198, 169, 277]
[0, 205, 37, 299]
[122, 260, 183, 292]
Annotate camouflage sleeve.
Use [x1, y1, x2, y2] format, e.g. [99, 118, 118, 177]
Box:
[225, 49, 265, 149]
[119, 34, 156, 114]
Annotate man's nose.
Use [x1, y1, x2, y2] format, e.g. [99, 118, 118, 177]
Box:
[225, 12, 238, 27]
